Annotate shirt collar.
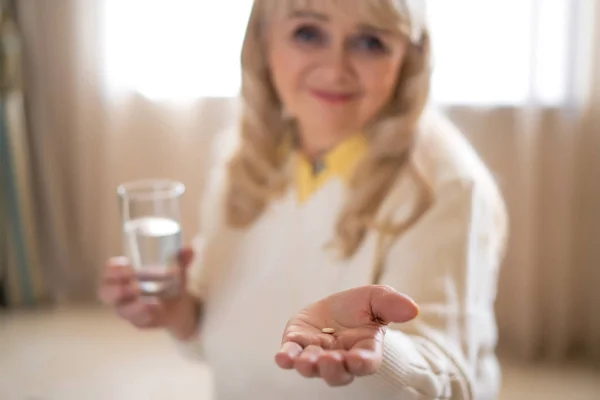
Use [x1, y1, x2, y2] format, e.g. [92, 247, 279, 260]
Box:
[293, 133, 369, 203]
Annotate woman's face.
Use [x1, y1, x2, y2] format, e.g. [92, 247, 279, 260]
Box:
[266, 3, 408, 150]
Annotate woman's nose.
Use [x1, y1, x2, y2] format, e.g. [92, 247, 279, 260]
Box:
[319, 45, 353, 84]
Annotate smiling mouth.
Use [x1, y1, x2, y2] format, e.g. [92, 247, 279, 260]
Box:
[310, 89, 357, 104]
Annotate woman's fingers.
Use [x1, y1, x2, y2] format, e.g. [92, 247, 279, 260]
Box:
[104, 257, 135, 282]
[275, 342, 303, 369]
[369, 285, 419, 324]
[169, 246, 194, 295]
[294, 345, 323, 378]
[291, 347, 355, 386]
[317, 351, 354, 386]
[99, 251, 196, 331]
[346, 348, 379, 376]
[276, 341, 378, 384]
[281, 328, 337, 350]
[98, 257, 137, 306]
[116, 298, 166, 328]
[116, 299, 149, 324]
[98, 281, 139, 306]
[346, 336, 384, 375]
[177, 247, 195, 269]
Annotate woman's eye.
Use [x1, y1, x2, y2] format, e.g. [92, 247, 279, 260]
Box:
[353, 35, 387, 53]
[293, 25, 324, 44]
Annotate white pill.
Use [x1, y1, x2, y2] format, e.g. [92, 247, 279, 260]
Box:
[322, 328, 336, 334]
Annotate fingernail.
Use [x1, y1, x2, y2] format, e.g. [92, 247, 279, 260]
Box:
[110, 256, 129, 267]
[408, 301, 420, 317]
[280, 342, 301, 357]
[352, 358, 363, 369]
[279, 343, 291, 354]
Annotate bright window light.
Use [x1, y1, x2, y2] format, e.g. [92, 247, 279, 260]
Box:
[103, 0, 252, 100]
[428, 0, 569, 106]
[103, 0, 571, 105]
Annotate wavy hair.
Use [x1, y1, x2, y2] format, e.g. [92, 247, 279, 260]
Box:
[225, 0, 433, 258]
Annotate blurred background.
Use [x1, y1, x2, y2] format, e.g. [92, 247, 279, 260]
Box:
[1, 0, 599, 399]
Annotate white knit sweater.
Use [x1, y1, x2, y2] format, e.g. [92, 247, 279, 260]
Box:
[177, 111, 508, 400]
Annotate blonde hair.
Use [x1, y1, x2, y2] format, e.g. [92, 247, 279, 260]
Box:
[225, 0, 433, 258]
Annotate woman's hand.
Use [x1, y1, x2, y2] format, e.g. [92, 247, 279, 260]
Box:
[275, 285, 419, 387]
[97, 247, 201, 340]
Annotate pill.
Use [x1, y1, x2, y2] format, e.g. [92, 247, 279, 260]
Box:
[322, 328, 336, 334]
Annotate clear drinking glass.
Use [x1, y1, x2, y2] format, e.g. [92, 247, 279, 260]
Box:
[117, 179, 185, 297]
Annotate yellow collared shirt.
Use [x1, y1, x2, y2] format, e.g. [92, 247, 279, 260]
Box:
[293, 133, 368, 203]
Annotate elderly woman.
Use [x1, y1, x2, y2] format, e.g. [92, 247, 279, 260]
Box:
[99, 0, 508, 399]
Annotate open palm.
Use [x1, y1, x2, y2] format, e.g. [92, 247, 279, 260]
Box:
[275, 285, 419, 387]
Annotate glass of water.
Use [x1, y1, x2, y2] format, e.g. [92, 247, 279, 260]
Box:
[117, 179, 185, 297]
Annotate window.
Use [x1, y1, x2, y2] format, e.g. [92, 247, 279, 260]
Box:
[103, 0, 571, 105]
[103, 0, 252, 100]
[428, 0, 570, 106]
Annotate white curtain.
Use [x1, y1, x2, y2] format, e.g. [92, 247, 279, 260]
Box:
[16, 0, 600, 364]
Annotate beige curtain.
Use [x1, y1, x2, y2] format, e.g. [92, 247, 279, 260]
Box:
[441, 0, 600, 364]
[16, 0, 600, 364]
[16, 0, 239, 303]
[1, 0, 49, 306]
[17, 0, 107, 302]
